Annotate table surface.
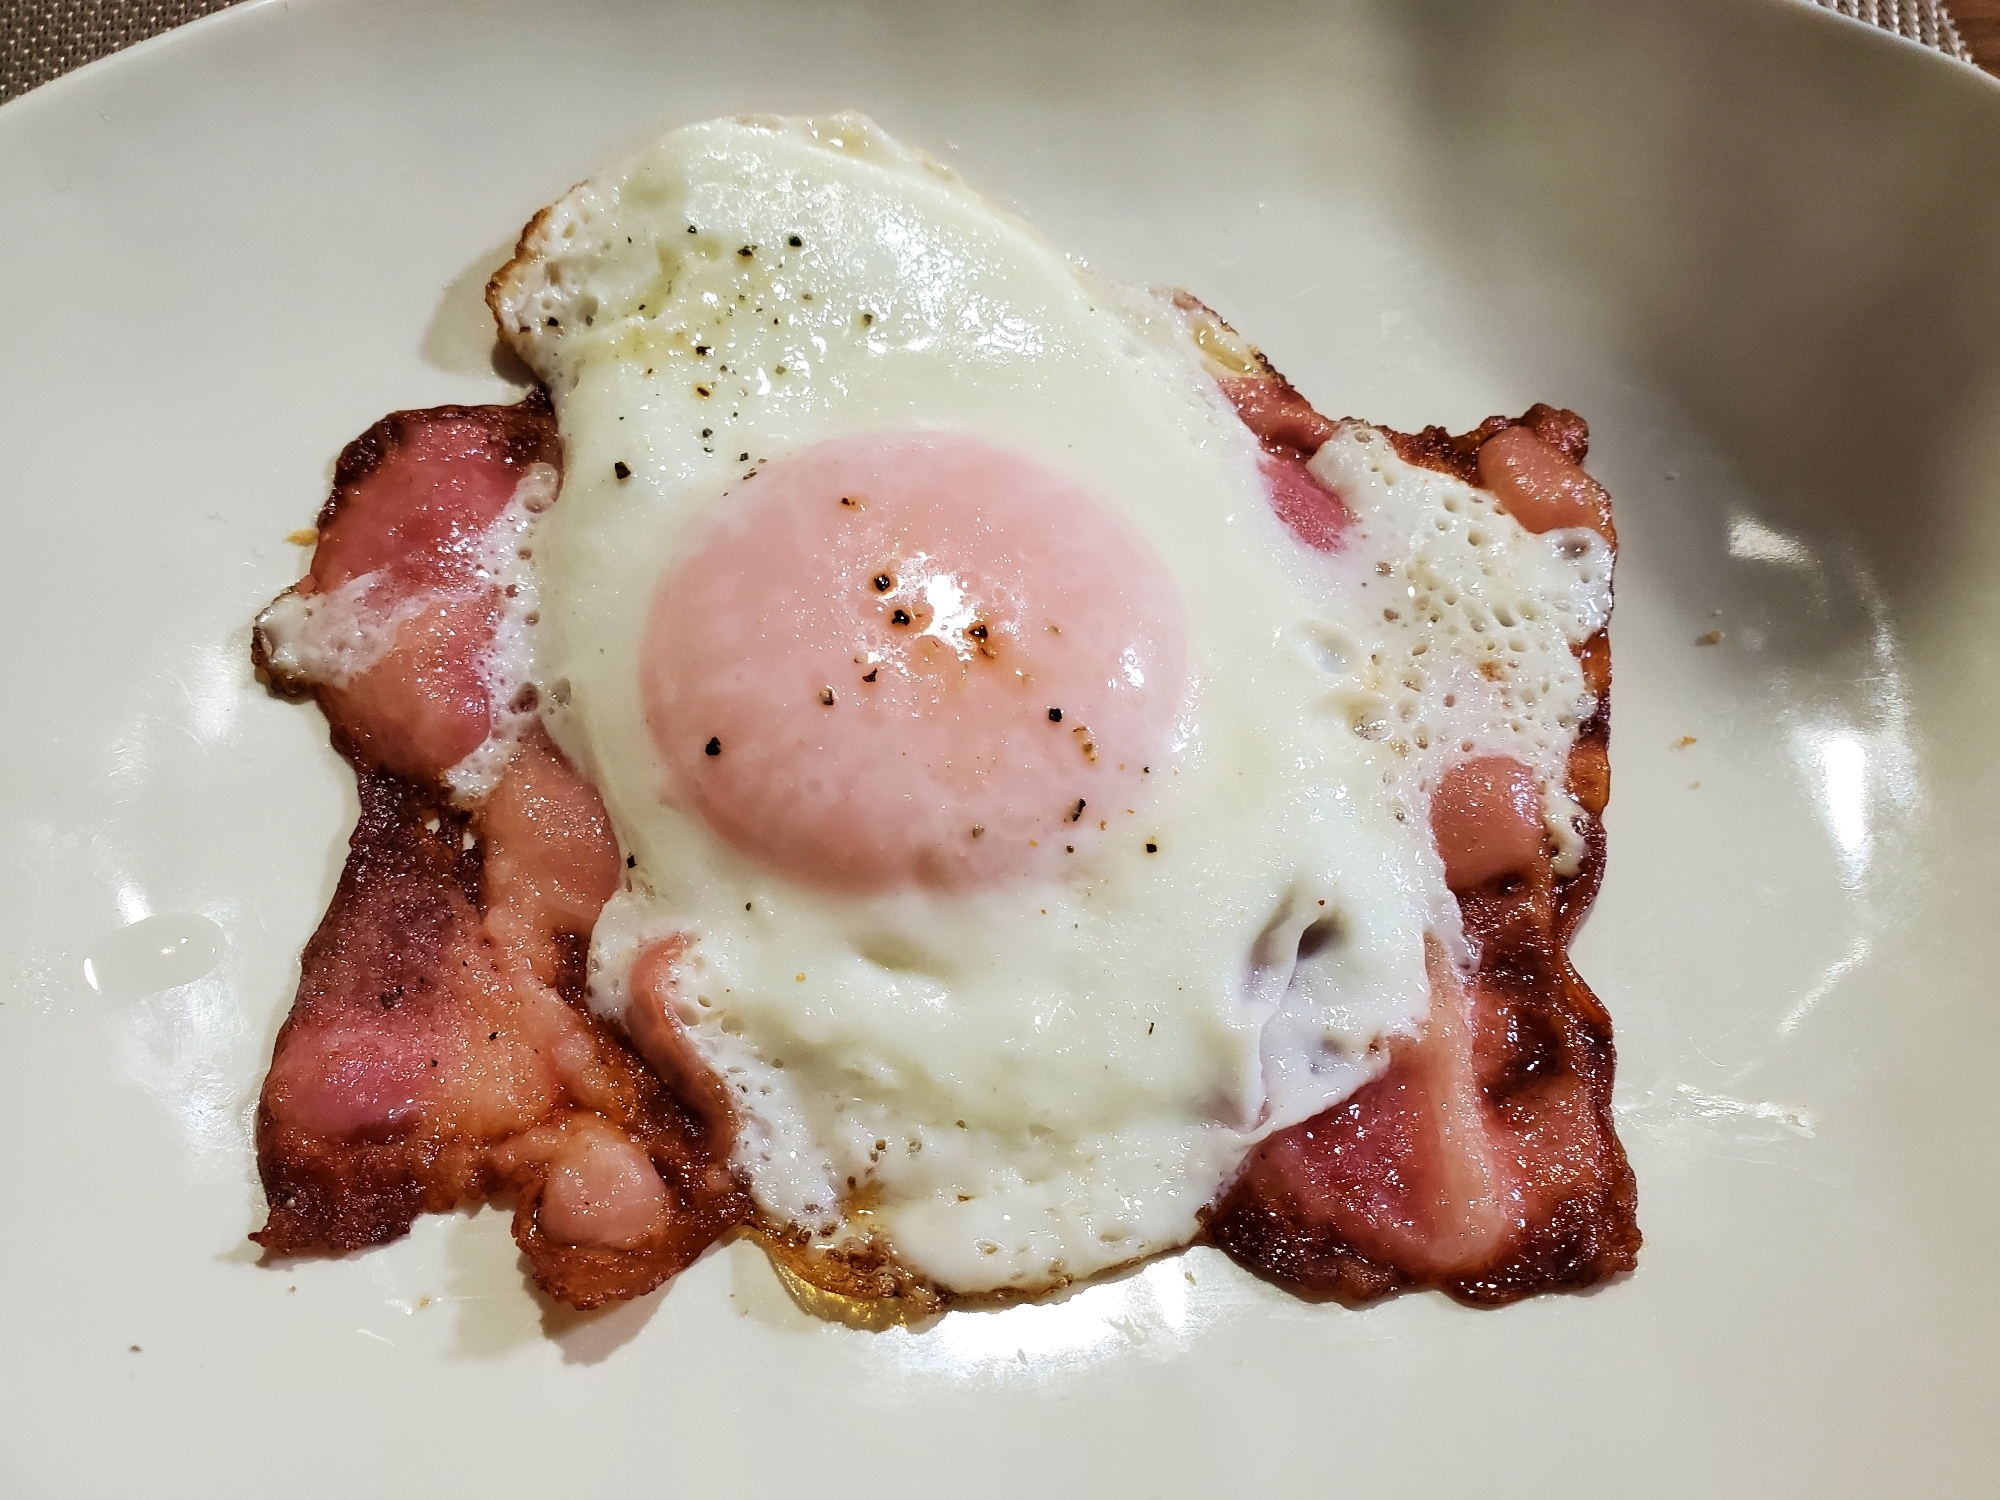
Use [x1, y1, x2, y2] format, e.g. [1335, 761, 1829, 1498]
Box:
[1959, 0, 2000, 65]
[3, 1, 1997, 103]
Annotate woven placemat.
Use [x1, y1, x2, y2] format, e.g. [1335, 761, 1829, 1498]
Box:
[4, 0, 240, 101]
[1819, 0, 1969, 53]
[0, 0, 1976, 103]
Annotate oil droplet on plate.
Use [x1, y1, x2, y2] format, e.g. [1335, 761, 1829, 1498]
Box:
[81, 913, 225, 1002]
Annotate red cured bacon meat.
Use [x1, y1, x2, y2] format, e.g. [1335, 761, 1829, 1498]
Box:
[251, 399, 746, 1309]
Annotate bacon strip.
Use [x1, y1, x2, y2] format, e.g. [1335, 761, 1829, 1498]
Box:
[251, 399, 745, 1308]
[1203, 361, 1639, 1303]
[256, 372, 1633, 1314]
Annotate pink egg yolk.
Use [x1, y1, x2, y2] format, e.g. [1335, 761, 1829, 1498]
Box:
[642, 433, 1187, 892]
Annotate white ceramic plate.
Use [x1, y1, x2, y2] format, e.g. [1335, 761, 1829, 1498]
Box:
[4, 1, 1997, 1493]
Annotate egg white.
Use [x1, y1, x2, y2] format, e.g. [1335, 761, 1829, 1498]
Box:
[490, 114, 1608, 1295]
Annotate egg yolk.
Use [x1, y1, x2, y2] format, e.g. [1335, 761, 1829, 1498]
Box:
[642, 432, 1186, 891]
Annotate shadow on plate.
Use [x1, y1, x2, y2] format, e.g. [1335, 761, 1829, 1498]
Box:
[1388, 0, 2000, 636]
[422, 236, 537, 386]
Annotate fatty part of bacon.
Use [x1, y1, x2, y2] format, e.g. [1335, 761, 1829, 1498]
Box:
[1432, 756, 1545, 891]
[264, 397, 560, 782]
[1217, 372, 1355, 552]
[1477, 425, 1614, 541]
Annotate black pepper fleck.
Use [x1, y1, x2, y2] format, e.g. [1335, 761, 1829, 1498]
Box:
[872, 572, 895, 592]
[626, 855, 636, 868]
[1048, 707, 1063, 723]
[891, 608, 911, 626]
[704, 736, 722, 756]
[613, 461, 632, 480]
[863, 668, 879, 683]
[1067, 798, 1086, 822]
[1145, 841, 1159, 853]
[819, 687, 836, 706]
[788, 234, 803, 247]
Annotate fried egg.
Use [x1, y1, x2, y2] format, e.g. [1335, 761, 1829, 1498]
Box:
[488, 114, 1610, 1296]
